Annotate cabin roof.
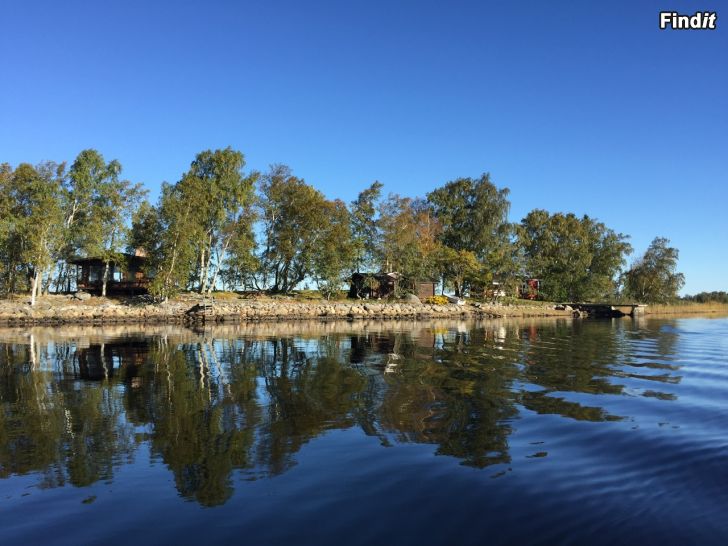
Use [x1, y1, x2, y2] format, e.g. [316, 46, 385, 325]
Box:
[68, 253, 147, 266]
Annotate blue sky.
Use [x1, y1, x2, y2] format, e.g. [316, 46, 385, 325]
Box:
[2, 0, 726, 293]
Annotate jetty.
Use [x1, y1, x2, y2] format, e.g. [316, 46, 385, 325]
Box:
[566, 303, 647, 318]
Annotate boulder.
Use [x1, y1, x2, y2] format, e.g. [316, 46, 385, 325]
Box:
[403, 294, 421, 304]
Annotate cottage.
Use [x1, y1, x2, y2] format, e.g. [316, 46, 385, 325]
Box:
[518, 278, 540, 300]
[69, 252, 150, 295]
[349, 272, 436, 301]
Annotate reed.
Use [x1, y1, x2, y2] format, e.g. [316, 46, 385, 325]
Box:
[645, 302, 728, 315]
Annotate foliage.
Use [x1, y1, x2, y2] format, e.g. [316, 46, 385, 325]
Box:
[0, 162, 66, 303]
[682, 291, 728, 304]
[2, 149, 703, 304]
[312, 199, 356, 300]
[258, 165, 350, 294]
[622, 237, 684, 303]
[427, 174, 517, 284]
[378, 195, 441, 289]
[435, 247, 484, 297]
[350, 181, 383, 272]
[518, 210, 632, 301]
[425, 295, 449, 305]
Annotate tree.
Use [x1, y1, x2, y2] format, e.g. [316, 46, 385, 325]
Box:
[518, 210, 632, 301]
[257, 165, 336, 293]
[435, 247, 483, 297]
[313, 199, 355, 300]
[378, 195, 441, 291]
[427, 174, 516, 282]
[141, 182, 199, 299]
[350, 181, 383, 272]
[5, 163, 65, 305]
[178, 148, 258, 293]
[622, 237, 684, 303]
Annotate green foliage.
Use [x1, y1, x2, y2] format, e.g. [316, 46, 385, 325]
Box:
[143, 148, 257, 299]
[435, 247, 484, 297]
[350, 181, 383, 272]
[622, 237, 684, 303]
[258, 165, 352, 294]
[682, 291, 728, 304]
[65, 149, 145, 296]
[313, 199, 356, 300]
[0, 162, 65, 302]
[3, 149, 700, 304]
[378, 195, 440, 288]
[427, 174, 517, 281]
[518, 210, 632, 301]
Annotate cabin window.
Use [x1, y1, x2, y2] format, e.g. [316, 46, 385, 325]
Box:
[89, 266, 102, 282]
[113, 269, 122, 282]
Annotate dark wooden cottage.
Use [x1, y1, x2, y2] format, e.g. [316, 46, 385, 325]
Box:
[69, 252, 149, 295]
[349, 272, 436, 301]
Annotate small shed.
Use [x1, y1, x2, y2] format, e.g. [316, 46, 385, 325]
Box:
[518, 278, 540, 300]
[349, 272, 436, 300]
[69, 252, 149, 295]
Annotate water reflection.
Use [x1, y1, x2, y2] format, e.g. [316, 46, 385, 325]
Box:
[0, 318, 683, 507]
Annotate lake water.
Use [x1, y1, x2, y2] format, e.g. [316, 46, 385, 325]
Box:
[1, 317, 727, 545]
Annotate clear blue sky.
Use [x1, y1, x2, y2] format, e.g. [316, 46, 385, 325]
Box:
[2, 0, 725, 294]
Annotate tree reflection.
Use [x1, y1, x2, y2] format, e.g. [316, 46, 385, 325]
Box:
[0, 319, 685, 506]
[0, 340, 134, 488]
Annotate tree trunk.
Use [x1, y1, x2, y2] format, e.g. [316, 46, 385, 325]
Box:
[30, 269, 40, 306]
[207, 236, 232, 294]
[102, 260, 110, 297]
[199, 246, 207, 293]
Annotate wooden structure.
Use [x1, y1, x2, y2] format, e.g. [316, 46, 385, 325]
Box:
[349, 272, 436, 300]
[69, 252, 149, 295]
[518, 278, 540, 300]
[567, 303, 647, 318]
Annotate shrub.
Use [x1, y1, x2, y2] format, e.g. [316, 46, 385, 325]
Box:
[425, 295, 449, 305]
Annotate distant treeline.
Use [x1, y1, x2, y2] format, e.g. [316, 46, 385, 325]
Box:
[682, 291, 728, 304]
[1, 148, 688, 305]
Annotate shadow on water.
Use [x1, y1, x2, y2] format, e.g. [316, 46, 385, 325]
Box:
[0, 318, 686, 507]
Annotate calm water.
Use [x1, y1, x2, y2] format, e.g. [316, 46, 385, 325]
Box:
[1, 317, 727, 545]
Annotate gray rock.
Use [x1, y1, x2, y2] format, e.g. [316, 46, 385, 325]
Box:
[403, 294, 421, 304]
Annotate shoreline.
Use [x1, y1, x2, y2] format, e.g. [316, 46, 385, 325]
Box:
[2, 296, 725, 326]
[0, 296, 575, 326]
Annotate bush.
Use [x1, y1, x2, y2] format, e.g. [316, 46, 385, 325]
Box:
[425, 295, 449, 305]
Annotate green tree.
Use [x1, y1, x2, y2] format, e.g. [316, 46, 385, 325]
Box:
[350, 181, 383, 272]
[427, 174, 516, 282]
[143, 182, 199, 299]
[519, 210, 631, 301]
[257, 165, 335, 293]
[622, 237, 684, 303]
[379, 195, 441, 290]
[436, 247, 484, 297]
[179, 148, 258, 293]
[313, 199, 356, 299]
[4, 163, 65, 305]
[62, 150, 145, 296]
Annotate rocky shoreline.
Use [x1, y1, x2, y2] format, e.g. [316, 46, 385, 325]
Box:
[0, 297, 575, 326]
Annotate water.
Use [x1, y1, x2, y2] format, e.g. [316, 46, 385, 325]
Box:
[1, 317, 727, 545]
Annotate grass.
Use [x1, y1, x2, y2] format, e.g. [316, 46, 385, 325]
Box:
[644, 302, 728, 315]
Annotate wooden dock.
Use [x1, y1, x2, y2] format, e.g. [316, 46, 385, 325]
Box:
[566, 303, 647, 318]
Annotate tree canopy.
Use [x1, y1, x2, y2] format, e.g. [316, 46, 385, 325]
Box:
[2, 148, 696, 303]
[622, 237, 684, 303]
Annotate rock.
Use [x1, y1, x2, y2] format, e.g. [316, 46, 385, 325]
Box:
[403, 294, 421, 304]
[73, 291, 92, 301]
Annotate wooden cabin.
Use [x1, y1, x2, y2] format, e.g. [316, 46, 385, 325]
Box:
[349, 272, 437, 301]
[69, 252, 149, 295]
[518, 278, 540, 300]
